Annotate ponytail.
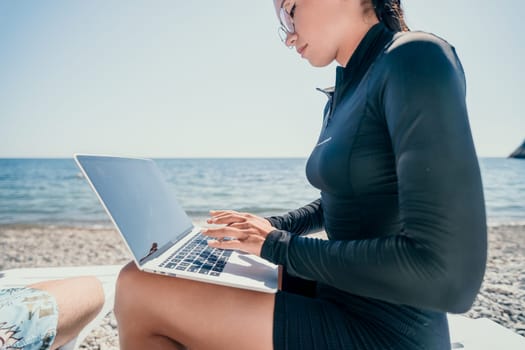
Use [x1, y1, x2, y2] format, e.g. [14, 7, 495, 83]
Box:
[371, 0, 409, 32]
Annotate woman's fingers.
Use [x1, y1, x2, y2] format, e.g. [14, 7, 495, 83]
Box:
[208, 215, 244, 225]
[207, 210, 247, 225]
[207, 239, 243, 251]
[203, 211, 272, 256]
[228, 222, 251, 229]
[207, 235, 265, 256]
[201, 227, 248, 240]
[209, 210, 236, 215]
[213, 220, 266, 234]
[209, 210, 243, 217]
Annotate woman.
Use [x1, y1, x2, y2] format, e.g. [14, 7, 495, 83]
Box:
[114, 0, 487, 349]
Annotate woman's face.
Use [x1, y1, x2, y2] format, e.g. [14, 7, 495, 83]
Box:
[273, 0, 377, 67]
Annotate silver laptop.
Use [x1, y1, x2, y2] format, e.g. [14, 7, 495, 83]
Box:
[74, 154, 278, 293]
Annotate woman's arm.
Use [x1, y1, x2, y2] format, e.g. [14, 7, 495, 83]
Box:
[261, 34, 487, 313]
[265, 198, 324, 235]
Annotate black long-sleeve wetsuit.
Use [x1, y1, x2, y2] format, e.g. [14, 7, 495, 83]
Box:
[262, 22, 487, 349]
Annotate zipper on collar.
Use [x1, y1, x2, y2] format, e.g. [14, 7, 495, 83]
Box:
[316, 87, 335, 127]
[316, 86, 335, 98]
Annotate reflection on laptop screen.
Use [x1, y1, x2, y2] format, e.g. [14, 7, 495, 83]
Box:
[77, 156, 193, 264]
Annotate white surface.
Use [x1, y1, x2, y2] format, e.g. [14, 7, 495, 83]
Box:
[448, 313, 525, 349]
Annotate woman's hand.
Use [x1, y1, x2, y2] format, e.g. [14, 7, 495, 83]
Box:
[202, 210, 276, 256]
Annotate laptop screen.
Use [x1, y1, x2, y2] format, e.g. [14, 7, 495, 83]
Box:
[76, 155, 194, 265]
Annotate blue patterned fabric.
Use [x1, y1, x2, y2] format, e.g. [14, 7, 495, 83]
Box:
[0, 288, 58, 350]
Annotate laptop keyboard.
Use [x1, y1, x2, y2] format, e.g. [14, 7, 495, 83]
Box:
[159, 233, 232, 276]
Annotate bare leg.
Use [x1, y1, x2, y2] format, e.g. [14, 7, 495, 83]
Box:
[114, 262, 275, 350]
[30, 276, 104, 350]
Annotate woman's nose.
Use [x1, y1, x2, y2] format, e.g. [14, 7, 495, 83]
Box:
[285, 32, 297, 47]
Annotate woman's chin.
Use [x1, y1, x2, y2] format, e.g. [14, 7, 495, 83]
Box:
[302, 51, 334, 67]
[306, 57, 333, 68]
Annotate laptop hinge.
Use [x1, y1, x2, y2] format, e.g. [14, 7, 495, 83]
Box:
[139, 225, 197, 266]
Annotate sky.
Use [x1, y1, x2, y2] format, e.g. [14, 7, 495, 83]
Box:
[0, 0, 523, 158]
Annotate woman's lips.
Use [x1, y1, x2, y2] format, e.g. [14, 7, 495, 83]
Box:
[297, 44, 307, 56]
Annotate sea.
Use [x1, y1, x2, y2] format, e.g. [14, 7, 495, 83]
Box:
[0, 158, 524, 228]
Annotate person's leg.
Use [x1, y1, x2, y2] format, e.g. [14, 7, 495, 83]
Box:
[30, 276, 104, 350]
[114, 262, 275, 350]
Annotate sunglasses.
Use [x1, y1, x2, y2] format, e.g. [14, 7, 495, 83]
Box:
[278, 1, 296, 43]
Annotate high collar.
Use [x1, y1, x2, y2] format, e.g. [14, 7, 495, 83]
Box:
[332, 22, 394, 106]
[340, 22, 391, 77]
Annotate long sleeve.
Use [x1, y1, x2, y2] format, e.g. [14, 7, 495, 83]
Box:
[261, 35, 487, 314]
[265, 198, 324, 235]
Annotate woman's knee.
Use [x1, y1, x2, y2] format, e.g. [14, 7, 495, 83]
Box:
[116, 261, 141, 285]
[114, 262, 143, 317]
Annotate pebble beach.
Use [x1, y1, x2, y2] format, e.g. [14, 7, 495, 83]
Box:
[1, 223, 524, 349]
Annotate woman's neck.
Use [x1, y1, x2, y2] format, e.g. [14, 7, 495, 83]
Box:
[336, 18, 380, 67]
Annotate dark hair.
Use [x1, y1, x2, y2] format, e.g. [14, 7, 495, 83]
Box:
[370, 0, 409, 32]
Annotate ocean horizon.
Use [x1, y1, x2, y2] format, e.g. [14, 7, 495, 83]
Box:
[0, 157, 524, 228]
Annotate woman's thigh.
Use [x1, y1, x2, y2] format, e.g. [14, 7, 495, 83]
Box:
[115, 263, 447, 350]
[114, 262, 275, 350]
[274, 290, 361, 350]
